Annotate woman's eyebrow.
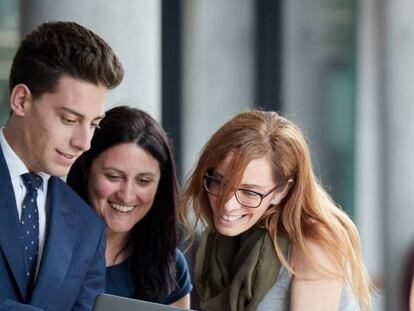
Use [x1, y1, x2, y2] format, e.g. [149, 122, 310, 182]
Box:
[103, 167, 158, 177]
[239, 183, 266, 191]
[102, 167, 124, 174]
[136, 172, 157, 177]
[211, 170, 223, 178]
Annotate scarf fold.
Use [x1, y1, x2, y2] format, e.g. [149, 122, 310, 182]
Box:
[195, 227, 288, 311]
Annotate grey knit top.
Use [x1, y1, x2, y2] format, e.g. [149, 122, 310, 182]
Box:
[257, 248, 361, 310]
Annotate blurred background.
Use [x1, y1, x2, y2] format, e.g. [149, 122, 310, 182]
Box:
[1, 0, 413, 310]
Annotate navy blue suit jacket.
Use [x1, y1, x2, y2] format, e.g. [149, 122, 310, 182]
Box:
[0, 145, 106, 310]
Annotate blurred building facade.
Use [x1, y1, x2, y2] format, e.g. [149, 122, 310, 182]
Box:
[1, 0, 414, 310]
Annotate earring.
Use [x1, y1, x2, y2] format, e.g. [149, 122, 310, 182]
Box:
[271, 200, 279, 206]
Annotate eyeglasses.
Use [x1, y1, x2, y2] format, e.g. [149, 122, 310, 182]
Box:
[203, 174, 280, 208]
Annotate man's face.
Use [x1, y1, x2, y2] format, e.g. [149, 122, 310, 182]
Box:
[15, 76, 107, 176]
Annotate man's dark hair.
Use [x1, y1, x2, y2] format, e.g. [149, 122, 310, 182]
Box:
[9, 21, 124, 98]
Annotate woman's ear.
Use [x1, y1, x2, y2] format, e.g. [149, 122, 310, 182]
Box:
[272, 178, 294, 205]
[10, 84, 33, 116]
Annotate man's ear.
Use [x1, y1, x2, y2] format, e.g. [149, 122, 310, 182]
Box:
[10, 84, 33, 116]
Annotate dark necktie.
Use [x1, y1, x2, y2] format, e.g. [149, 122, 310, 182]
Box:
[20, 173, 42, 283]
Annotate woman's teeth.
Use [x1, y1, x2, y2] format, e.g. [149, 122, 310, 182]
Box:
[222, 214, 244, 222]
[110, 202, 135, 213]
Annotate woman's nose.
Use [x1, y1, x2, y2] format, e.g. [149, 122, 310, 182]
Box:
[222, 193, 241, 212]
[116, 181, 135, 203]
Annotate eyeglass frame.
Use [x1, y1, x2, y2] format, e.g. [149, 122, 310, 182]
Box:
[203, 174, 281, 208]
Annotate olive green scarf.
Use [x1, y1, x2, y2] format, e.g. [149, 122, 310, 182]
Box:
[194, 227, 288, 311]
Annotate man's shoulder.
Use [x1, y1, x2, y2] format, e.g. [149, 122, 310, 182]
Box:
[49, 176, 86, 204]
[49, 176, 104, 229]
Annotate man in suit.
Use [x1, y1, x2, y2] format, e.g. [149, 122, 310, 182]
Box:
[0, 21, 124, 310]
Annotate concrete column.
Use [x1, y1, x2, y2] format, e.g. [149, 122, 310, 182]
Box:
[355, 0, 384, 309]
[383, 0, 414, 310]
[20, 0, 161, 120]
[282, 0, 322, 150]
[181, 0, 255, 177]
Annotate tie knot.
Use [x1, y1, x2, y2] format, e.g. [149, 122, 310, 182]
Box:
[21, 173, 43, 193]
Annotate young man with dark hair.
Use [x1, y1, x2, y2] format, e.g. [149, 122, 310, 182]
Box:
[0, 21, 124, 310]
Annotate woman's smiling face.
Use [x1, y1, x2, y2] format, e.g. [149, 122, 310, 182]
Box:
[207, 152, 284, 237]
[87, 143, 161, 235]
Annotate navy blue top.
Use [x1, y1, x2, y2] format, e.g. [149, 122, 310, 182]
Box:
[105, 249, 192, 304]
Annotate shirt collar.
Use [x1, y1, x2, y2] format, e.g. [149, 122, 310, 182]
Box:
[0, 127, 50, 187]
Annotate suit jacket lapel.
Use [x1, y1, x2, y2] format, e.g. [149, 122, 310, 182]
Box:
[0, 145, 29, 300]
[31, 177, 80, 307]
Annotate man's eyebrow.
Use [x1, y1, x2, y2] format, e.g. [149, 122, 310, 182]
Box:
[58, 107, 105, 121]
